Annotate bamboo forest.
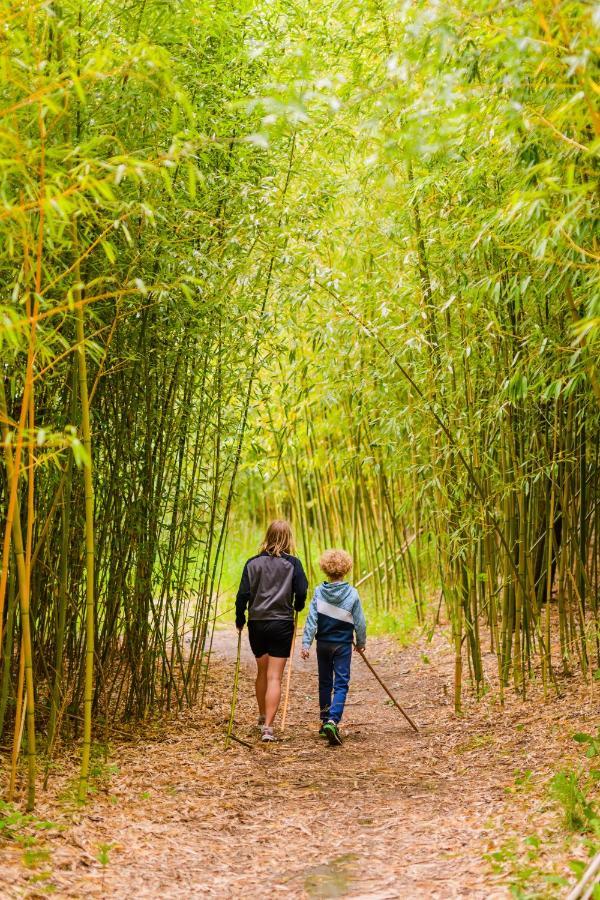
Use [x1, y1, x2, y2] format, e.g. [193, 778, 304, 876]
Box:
[0, 0, 599, 896]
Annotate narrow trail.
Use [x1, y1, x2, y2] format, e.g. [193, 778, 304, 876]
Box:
[0, 626, 591, 898]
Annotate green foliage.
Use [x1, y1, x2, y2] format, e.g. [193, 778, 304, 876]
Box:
[549, 771, 597, 833]
[483, 833, 593, 899]
[0, 0, 298, 760]
[547, 731, 600, 851]
[22, 847, 52, 869]
[235, 0, 600, 710]
[513, 770, 534, 792]
[96, 843, 114, 866]
[573, 730, 600, 759]
[0, 801, 56, 845]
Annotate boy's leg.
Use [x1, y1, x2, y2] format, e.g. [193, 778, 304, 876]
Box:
[255, 654, 268, 719]
[316, 642, 334, 721]
[328, 643, 352, 724]
[264, 655, 287, 727]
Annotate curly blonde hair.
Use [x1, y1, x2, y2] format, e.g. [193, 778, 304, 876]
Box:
[319, 548, 353, 579]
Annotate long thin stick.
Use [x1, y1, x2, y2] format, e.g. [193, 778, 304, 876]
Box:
[356, 647, 419, 733]
[280, 612, 298, 731]
[566, 851, 600, 900]
[229, 733, 253, 750]
[225, 630, 242, 749]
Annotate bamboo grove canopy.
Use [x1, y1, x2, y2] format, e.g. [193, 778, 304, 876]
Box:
[0, 0, 598, 808]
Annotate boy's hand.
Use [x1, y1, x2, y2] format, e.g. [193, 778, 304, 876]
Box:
[300, 648, 310, 660]
[354, 644, 365, 653]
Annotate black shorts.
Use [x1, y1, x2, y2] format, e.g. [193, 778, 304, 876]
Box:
[248, 619, 294, 658]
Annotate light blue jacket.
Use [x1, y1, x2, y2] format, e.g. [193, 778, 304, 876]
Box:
[302, 581, 367, 648]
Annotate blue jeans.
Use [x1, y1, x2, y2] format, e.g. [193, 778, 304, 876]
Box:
[316, 641, 352, 724]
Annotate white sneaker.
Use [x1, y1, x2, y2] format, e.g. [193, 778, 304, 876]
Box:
[261, 725, 275, 742]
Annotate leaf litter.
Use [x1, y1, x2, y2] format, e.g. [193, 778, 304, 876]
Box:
[0, 625, 597, 898]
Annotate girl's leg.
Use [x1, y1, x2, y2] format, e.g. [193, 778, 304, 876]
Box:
[264, 655, 287, 727]
[255, 654, 268, 718]
[329, 644, 352, 723]
[316, 642, 334, 721]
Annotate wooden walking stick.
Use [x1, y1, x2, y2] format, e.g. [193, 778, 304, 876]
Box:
[280, 611, 298, 732]
[566, 850, 600, 900]
[355, 646, 419, 733]
[225, 629, 242, 749]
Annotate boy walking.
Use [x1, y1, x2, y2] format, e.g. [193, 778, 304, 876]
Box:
[301, 549, 367, 746]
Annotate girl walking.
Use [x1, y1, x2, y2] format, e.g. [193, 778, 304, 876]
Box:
[236, 520, 308, 741]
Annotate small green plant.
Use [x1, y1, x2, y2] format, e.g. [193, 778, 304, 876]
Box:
[484, 839, 517, 874]
[97, 843, 114, 866]
[523, 835, 540, 861]
[0, 801, 56, 845]
[28, 871, 56, 895]
[548, 731, 600, 835]
[485, 836, 569, 899]
[549, 771, 597, 833]
[573, 730, 600, 759]
[0, 802, 31, 842]
[514, 769, 534, 790]
[22, 847, 51, 868]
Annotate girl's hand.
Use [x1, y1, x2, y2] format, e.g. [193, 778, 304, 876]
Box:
[300, 648, 310, 660]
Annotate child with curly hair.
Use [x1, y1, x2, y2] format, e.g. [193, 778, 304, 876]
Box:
[301, 549, 367, 746]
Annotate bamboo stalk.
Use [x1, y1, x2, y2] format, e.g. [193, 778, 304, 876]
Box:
[0, 378, 37, 809]
[7, 638, 26, 803]
[73, 222, 96, 804]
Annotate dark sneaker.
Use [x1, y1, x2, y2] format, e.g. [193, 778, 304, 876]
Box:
[319, 723, 327, 737]
[323, 720, 342, 746]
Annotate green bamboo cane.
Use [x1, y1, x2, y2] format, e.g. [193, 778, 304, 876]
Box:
[73, 223, 96, 804]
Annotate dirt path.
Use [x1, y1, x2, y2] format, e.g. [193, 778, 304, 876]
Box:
[0, 627, 594, 898]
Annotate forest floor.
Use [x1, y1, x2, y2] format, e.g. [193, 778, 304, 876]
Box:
[0, 625, 598, 899]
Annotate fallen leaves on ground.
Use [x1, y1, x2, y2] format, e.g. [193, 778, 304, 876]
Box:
[0, 626, 597, 898]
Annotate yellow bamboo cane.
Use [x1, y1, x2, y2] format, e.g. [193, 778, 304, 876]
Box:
[0, 380, 37, 810]
[280, 611, 298, 732]
[7, 637, 25, 802]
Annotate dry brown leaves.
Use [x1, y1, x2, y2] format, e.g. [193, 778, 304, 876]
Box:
[0, 625, 597, 898]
